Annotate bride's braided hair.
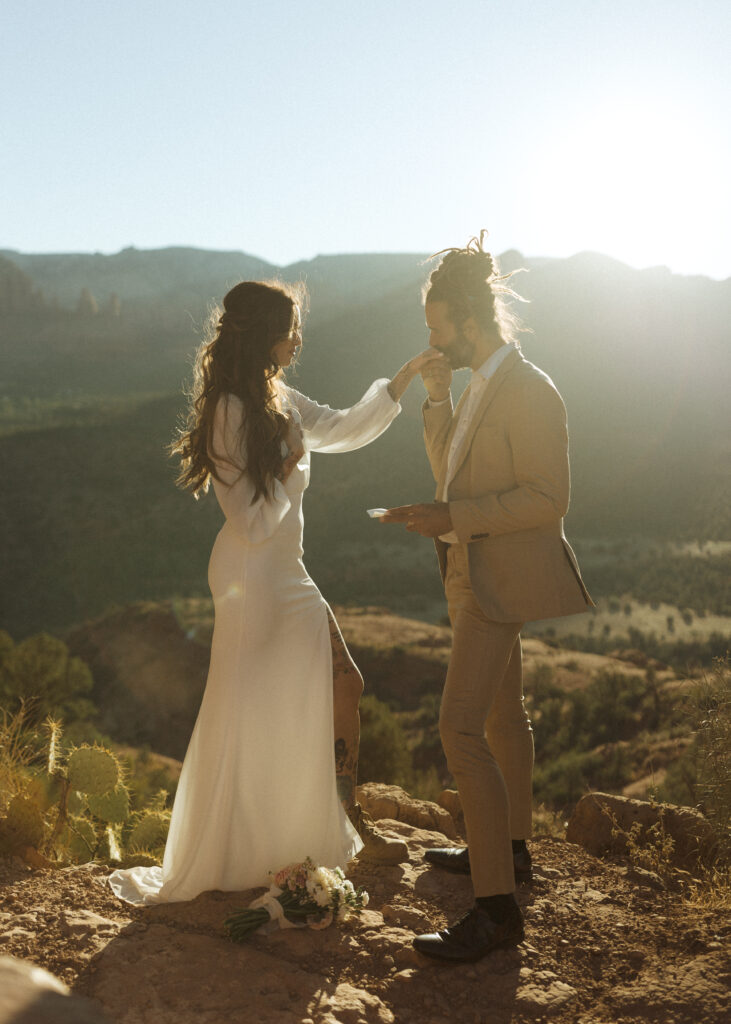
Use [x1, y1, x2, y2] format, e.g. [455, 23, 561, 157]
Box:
[171, 279, 308, 501]
[424, 230, 529, 344]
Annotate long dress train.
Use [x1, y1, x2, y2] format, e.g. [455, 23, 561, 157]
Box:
[108, 378, 400, 904]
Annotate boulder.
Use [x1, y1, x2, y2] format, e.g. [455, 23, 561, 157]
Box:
[357, 783, 456, 839]
[0, 955, 110, 1023]
[437, 788, 465, 836]
[566, 792, 717, 868]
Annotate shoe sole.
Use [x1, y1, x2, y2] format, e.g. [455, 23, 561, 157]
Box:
[424, 858, 471, 875]
[413, 929, 525, 963]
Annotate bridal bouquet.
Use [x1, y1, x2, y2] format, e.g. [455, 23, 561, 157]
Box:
[224, 857, 369, 941]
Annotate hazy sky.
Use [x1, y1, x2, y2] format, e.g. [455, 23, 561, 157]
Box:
[2, 0, 729, 277]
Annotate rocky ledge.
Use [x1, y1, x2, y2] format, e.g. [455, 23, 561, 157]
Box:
[0, 786, 728, 1024]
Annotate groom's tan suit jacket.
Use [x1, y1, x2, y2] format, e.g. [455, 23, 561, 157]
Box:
[423, 346, 593, 623]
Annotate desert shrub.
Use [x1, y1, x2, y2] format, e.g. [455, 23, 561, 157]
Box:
[358, 694, 414, 791]
[533, 744, 633, 811]
[529, 669, 675, 764]
[657, 656, 730, 849]
[122, 747, 179, 811]
[532, 803, 566, 838]
[0, 632, 95, 725]
[554, 629, 727, 671]
[408, 766, 444, 803]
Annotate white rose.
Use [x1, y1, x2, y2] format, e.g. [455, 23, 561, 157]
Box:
[314, 887, 330, 907]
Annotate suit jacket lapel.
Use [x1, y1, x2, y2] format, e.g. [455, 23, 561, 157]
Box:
[442, 347, 523, 495]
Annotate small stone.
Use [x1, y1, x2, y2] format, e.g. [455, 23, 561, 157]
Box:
[516, 980, 578, 1013]
[0, 955, 111, 1022]
[0, 928, 36, 943]
[533, 866, 563, 879]
[394, 946, 421, 967]
[626, 866, 665, 890]
[534, 970, 560, 983]
[60, 910, 121, 938]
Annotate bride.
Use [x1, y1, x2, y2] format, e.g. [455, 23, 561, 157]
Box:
[109, 279, 438, 904]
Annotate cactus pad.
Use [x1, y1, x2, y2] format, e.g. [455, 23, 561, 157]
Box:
[64, 815, 98, 862]
[87, 784, 131, 824]
[118, 849, 162, 868]
[128, 810, 170, 852]
[67, 745, 119, 796]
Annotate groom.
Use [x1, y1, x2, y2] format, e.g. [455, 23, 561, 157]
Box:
[382, 233, 592, 962]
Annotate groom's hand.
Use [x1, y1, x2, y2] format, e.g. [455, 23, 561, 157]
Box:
[421, 352, 452, 402]
[380, 502, 453, 538]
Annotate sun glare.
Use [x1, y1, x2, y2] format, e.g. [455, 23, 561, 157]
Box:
[525, 97, 726, 271]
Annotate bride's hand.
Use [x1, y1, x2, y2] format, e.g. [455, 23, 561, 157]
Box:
[419, 349, 452, 402]
[279, 449, 303, 482]
[408, 348, 447, 374]
[387, 349, 449, 403]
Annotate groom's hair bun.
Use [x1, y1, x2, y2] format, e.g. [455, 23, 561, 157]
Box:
[424, 230, 529, 344]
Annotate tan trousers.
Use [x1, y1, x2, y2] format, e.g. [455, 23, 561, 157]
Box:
[440, 545, 534, 897]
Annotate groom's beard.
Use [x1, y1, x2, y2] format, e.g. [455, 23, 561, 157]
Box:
[440, 331, 475, 370]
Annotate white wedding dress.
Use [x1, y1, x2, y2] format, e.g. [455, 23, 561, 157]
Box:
[108, 379, 400, 904]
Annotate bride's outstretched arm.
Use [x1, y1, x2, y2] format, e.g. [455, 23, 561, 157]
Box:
[286, 350, 447, 455]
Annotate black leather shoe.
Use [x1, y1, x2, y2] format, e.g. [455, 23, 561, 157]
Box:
[413, 902, 524, 963]
[424, 846, 533, 883]
[424, 846, 471, 874]
[512, 846, 533, 883]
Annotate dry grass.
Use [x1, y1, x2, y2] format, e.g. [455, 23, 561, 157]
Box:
[0, 701, 39, 810]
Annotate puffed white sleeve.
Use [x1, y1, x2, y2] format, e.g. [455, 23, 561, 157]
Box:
[209, 394, 291, 544]
[287, 378, 400, 454]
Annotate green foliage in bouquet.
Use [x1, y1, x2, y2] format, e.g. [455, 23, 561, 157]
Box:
[225, 858, 369, 942]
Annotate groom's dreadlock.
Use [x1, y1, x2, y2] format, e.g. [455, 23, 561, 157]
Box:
[424, 229, 531, 344]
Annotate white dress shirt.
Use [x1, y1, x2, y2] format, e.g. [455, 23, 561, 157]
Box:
[436, 343, 517, 543]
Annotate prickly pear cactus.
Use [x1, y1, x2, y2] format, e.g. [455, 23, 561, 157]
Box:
[27, 772, 64, 812]
[128, 810, 170, 852]
[118, 849, 162, 868]
[45, 718, 62, 775]
[98, 826, 122, 863]
[64, 815, 98, 861]
[67, 788, 86, 815]
[87, 783, 130, 824]
[67, 745, 120, 796]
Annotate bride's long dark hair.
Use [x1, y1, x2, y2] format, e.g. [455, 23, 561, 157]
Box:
[171, 279, 308, 502]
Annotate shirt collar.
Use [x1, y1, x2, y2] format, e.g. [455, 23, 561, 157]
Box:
[471, 342, 517, 385]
